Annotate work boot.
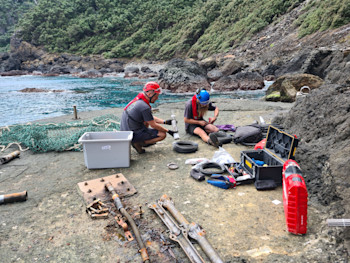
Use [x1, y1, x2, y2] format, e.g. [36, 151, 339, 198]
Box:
[131, 142, 145, 154]
[208, 133, 220, 148]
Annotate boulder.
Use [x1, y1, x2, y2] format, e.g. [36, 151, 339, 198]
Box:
[158, 58, 210, 93]
[207, 69, 223, 81]
[109, 63, 124, 72]
[125, 66, 140, 73]
[212, 76, 239, 91]
[198, 56, 217, 71]
[124, 72, 139, 78]
[212, 71, 264, 91]
[141, 66, 153, 73]
[220, 59, 244, 76]
[139, 72, 158, 79]
[77, 69, 103, 78]
[49, 65, 72, 74]
[234, 72, 264, 90]
[266, 73, 324, 102]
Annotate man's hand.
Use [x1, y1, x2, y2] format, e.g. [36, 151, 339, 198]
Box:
[209, 117, 217, 124]
[164, 119, 172, 125]
[167, 130, 176, 137]
[198, 120, 208, 127]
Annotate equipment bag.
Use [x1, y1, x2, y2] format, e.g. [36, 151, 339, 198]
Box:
[233, 124, 263, 145]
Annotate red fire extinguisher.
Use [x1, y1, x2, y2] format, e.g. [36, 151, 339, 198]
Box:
[282, 159, 308, 235]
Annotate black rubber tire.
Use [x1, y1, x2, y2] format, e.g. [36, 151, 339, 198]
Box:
[198, 162, 225, 175]
[240, 141, 258, 146]
[214, 131, 233, 144]
[173, 141, 198, 153]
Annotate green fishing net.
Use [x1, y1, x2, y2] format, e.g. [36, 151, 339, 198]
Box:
[0, 114, 120, 153]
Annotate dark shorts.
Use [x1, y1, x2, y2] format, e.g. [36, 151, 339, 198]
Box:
[186, 124, 207, 135]
[132, 127, 159, 142]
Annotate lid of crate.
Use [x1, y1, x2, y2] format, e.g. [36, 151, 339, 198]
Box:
[264, 125, 298, 163]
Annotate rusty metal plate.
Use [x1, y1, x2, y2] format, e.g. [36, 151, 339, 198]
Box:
[77, 173, 137, 205]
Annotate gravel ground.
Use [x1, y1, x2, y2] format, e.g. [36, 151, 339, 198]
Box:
[1, 98, 346, 262]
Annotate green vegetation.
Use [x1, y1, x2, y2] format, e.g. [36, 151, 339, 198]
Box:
[296, 0, 350, 38]
[0, 0, 35, 52]
[1, 0, 349, 58]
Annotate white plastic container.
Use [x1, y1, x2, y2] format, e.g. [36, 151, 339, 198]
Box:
[78, 131, 133, 169]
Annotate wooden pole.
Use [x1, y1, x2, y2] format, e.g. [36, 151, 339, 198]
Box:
[73, 105, 78, 119]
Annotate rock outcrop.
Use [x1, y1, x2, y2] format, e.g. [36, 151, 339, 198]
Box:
[158, 58, 210, 93]
[274, 84, 350, 254]
[0, 40, 125, 76]
[213, 71, 264, 91]
[266, 73, 324, 102]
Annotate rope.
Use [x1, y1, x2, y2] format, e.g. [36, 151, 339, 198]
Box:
[0, 143, 29, 152]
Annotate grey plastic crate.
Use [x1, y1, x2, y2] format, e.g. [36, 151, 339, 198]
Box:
[78, 131, 133, 169]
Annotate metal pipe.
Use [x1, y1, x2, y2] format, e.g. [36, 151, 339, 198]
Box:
[0, 150, 20, 164]
[160, 194, 223, 263]
[327, 219, 350, 227]
[0, 191, 27, 205]
[105, 182, 150, 263]
[160, 194, 189, 225]
[188, 223, 224, 263]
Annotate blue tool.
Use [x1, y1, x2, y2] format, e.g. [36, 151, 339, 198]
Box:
[252, 158, 265, 166]
[207, 174, 236, 189]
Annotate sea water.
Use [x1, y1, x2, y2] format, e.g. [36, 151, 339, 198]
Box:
[0, 75, 269, 126]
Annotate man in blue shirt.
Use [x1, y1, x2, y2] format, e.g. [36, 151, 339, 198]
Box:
[184, 88, 220, 147]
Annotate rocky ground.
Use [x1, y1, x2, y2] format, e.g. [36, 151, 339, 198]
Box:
[0, 98, 349, 262]
[0, 2, 349, 261]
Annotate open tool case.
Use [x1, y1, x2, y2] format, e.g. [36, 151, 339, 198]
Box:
[240, 125, 298, 185]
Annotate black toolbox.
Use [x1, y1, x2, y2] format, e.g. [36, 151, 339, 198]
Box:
[240, 125, 298, 186]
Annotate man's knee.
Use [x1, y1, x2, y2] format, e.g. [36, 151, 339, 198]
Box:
[158, 131, 166, 140]
[205, 124, 218, 133]
[194, 127, 205, 136]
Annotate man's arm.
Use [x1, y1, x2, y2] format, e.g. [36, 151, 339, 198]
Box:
[209, 107, 219, 124]
[184, 117, 207, 127]
[146, 119, 169, 132]
[153, 116, 165, 124]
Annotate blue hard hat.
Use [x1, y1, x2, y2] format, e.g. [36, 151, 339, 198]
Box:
[196, 89, 210, 105]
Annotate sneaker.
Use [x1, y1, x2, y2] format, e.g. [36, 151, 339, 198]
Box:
[208, 133, 220, 148]
[132, 142, 145, 154]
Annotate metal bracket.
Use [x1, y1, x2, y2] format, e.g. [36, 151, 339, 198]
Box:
[115, 215, 134, 241]
[152, 195, 224, 263]
[149, 202, 205, 263]
[77, 173, 137, 205]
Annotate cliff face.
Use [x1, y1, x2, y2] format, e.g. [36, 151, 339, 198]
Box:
[223, 2, 350, 85]
[0, 0, 34, 52]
